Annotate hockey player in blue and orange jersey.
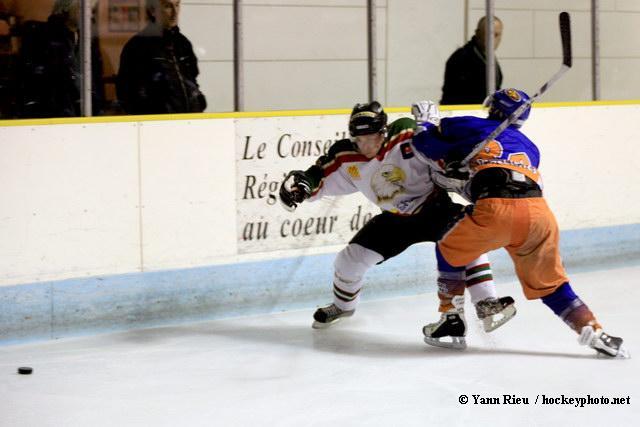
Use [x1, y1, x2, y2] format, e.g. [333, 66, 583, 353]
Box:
[411, 88, 629, 358]
[278, 101, 516, 348]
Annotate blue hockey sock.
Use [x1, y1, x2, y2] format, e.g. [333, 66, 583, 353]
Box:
[541, 283, 599, 332]
[435, 245, 465, 312]
[541, 282, 577, 315]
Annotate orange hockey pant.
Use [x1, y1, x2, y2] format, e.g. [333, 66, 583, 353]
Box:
[438, 197, 569, 300]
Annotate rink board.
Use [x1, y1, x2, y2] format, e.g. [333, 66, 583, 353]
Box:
[1, 103, 640, 344]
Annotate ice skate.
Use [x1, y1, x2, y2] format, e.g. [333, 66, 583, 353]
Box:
[578, 326, 630, 359]
[312, 303, 355, 329]
[422, 296, 466, 350]
[475, 296, 516, 332]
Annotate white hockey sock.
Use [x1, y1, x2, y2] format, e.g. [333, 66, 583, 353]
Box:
[465, 254, 496, 305]
[332, 244, 383, 311]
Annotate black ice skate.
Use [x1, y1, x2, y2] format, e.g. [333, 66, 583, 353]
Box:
[579, 326, 630, 359]
[312, 303, 355, 329]
[422, 296, 467, 350]
[475, 296, 517, 332]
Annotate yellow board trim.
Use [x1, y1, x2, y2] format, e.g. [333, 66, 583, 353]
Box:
[1, 99, 639, 127]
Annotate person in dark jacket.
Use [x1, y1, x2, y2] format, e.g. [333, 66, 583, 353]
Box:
[18, 0, 104, 118]
[116, 0, 206, 114]
[440, 16, 503, 105]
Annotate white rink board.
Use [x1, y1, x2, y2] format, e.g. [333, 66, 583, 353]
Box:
[524, 105, 640, 230]
[0, 123, 141, 284]
[138, 119, 238, 271]
[1, 104, 640, 286]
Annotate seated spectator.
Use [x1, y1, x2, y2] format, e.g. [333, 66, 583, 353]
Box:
[440, 16, 503, 105]
[116, 0, 206, 115]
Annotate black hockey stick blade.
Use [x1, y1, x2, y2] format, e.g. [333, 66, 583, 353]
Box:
[559, 12, 572, 67]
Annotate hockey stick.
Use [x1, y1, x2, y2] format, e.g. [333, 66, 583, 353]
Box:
[460, 11, 572, 166]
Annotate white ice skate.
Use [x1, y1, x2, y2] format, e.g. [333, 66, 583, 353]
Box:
[475, 296, 517, 332]
[578, 326, 630, 359]
[422, 295, 467, 350]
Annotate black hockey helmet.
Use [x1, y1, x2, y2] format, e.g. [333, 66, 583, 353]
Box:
[349, 101, 388, 136]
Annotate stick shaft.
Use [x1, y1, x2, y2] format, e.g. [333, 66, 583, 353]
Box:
[461, 12, 572, 165]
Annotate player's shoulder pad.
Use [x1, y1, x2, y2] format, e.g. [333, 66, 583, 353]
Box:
[439, 116, 488, 140]
[387, 117, 416, 136]
[327, 138, 358, 158]
[312, 138, 358, 168]
[386, 117, 417, 144]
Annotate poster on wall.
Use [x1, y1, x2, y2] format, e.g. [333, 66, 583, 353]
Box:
[235, 115, 395, 254]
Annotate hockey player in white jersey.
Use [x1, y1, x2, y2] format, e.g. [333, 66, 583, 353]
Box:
[279, 101, 516, 349]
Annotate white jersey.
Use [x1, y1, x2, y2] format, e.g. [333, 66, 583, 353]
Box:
[307, 118, 436, 215]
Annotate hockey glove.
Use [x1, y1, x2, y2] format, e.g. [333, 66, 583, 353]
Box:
[432, 169, 472, 202]
[279, 170, 313, 211]
[411, 100, 441, 132]
[443, 160, 470, 181]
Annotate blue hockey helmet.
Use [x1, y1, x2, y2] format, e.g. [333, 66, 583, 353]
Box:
[349, 101, 388, 136]
[483, 88, 531, 128]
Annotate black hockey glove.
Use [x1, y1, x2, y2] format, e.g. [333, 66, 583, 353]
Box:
[443, 160, 470, 181]
[279, 170, 313, 211]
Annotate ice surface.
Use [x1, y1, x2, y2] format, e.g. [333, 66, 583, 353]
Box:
[1, 265, 638, 426]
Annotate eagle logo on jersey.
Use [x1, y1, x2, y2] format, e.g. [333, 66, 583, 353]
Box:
[371, 164, 406, 202]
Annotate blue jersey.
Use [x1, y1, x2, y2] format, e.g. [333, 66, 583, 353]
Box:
[413, 116, 542, 183]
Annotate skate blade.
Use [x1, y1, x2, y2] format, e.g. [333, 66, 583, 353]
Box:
[311, 310, 354, 329]
[482, 305, 517, 332]
[595, 345, 631, 359]
[423, 336, 467, 350]
[312, 317, 348, 329]
[312, 320, 337, 329]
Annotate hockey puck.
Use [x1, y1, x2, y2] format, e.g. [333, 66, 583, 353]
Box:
[17, 367, 33, 375]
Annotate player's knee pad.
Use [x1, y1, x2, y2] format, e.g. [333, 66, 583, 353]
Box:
[334, 243, 383, 285]
[436, 244, 465, 273]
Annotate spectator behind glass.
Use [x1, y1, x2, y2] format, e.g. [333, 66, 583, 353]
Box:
[116, 0, 206, 115]
[17, 0, 104, 118]
[440, 16, 503, 105]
